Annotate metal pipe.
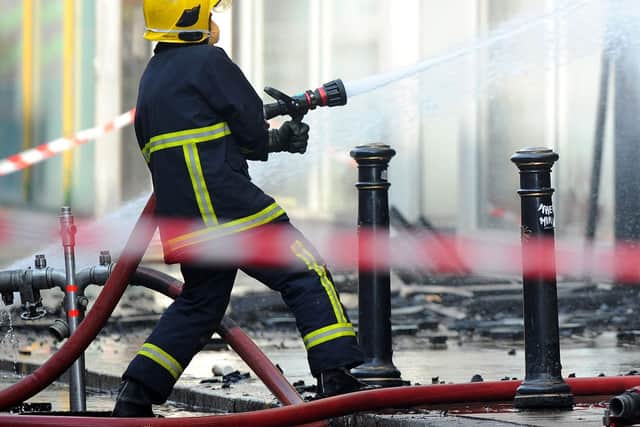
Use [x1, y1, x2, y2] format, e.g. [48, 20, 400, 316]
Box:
[510, 148, 573, 409]
[76, 265, 111, 294]
[585, 49, 611, 246]
[0, 196, 316, 417]
[62, 0, 75, 204]
[3, 260, 317, 416]
[21, 0, 35, 201]
[614, 17, 640, 247]
[0, 194, 157, 410]
[349, 144, 405, 387]
[0, 268, 66, 293]
[0, 265, 62, 311]
[59, 207, 86, 412]
[0, 271, 19, 292]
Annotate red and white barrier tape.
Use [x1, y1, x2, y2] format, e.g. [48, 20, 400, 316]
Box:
[2, 212, 640, 284]
[0, 109, 136, 177]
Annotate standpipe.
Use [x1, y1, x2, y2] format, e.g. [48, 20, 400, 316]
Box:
[59, 206, 86, 412]
[0, 198, 325, 426]
[0, 194, 157, 409]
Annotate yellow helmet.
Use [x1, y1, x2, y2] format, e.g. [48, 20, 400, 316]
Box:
[143, 0, 232, 44]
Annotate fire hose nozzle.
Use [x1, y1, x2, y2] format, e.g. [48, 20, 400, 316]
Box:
[263, 78, 348, 121]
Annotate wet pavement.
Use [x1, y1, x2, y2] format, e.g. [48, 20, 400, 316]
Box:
[1, 265, 640, 425]
[0, 321, 637, 425]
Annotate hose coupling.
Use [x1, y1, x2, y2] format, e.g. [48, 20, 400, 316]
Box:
[605, 387, 640, 426]
[49, 319, 70, 341]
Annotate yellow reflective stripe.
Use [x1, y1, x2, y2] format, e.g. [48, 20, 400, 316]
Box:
[303, 322, 356, 350]
[137, 343, 184, 380]
[166, 203, 286, 253]
[193, 146, 217, 225]
[142, 122, 231, 162]
[183, 144, 218, 226]
[293, 241, 346, 323]
[150, 122, 229, 144]
[291, 240, 348, 324]
[138, 351, 180, 380]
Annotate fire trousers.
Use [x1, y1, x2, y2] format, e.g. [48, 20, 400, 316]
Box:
[122, 220, 364, 403]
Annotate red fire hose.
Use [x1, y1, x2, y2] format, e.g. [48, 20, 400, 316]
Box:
[130, 267, 307, 408]
[131, 268, 325, 426]
[0, 194, 324, 426]
[0, 194, 158, 410]
[3, 376, 640, 426]
[1, 195, 639, 425]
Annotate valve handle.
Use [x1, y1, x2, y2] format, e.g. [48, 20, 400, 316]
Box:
[20, 305, 47, 321]
[264, 86, 306, 122]
[264, 86, 294, 104]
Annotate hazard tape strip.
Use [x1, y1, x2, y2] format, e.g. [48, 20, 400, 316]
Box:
[1, 212, 637, 284]
[0, 109, 136, 177]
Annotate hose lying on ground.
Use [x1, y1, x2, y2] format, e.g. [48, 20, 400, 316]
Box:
[0, 195, 158, 410]
[0, 193, 324, 426]
[4, 376, 640, 426]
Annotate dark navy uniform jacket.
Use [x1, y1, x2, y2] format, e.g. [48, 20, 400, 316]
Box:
[134, 42, 286, 263]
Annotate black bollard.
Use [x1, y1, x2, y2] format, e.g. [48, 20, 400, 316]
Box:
[349, 143, 406, 387]
[511, 148, 574, 409]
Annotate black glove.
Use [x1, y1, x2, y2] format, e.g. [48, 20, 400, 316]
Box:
[268, 120, 310, 154]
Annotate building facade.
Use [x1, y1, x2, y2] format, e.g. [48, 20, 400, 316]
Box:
[1, 0, 637, 243]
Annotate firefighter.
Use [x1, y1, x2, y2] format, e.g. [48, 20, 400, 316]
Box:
[113, 0, 369, 417]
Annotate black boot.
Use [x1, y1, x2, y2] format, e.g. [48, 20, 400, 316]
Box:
[316, 368, 378, 398]
[112, 379, 155, 418]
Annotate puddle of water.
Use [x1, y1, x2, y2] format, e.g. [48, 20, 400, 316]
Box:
[0, 375, 217, 417]
[442, 400, 606, 415]
[0, 306, 18, 373]
[178, 331, 640, 389]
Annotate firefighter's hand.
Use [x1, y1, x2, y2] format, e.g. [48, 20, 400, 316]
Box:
[268, 121, 310, 154]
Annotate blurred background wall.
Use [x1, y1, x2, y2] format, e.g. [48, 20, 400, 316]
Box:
[1, 0, 637, 244]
